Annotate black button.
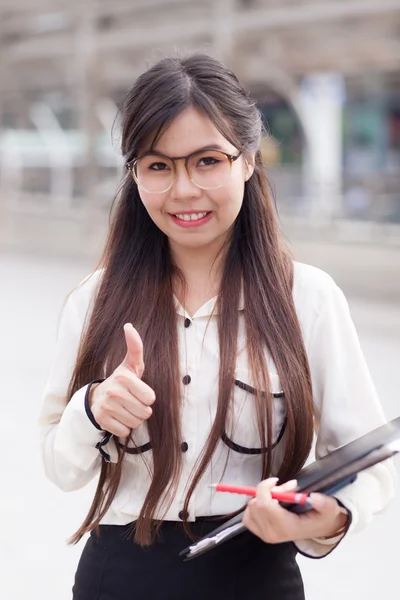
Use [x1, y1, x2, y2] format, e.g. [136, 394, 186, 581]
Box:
[178, 509, 189, 520]
[182, 375, 191, 385]
[181, 442, 188, 453]
[184, 318, 191, 328]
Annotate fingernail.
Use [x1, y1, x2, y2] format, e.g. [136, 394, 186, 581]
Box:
[268, 477, 279, 485]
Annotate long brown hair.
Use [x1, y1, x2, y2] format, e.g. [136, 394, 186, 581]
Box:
[67, 53, 314, 546]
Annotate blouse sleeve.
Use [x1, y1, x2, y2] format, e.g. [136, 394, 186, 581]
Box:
[38, 276, 117, 492]
[293, 276, 397, 558]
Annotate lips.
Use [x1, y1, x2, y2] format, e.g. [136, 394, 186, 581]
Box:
[169, 211, 213, 228]
[172, 211, 211, 222]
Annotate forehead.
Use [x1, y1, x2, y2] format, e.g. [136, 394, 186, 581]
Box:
[151, 106, 237, 156]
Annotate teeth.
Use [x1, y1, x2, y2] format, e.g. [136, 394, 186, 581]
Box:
[175, 212, 209, 221]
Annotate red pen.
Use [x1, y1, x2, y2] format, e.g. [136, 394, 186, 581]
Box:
[209, 483, 312, 507]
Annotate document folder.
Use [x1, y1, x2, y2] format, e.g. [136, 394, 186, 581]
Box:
[180, 416, 400, 560]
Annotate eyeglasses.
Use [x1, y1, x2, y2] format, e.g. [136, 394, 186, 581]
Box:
[126, 148, 242, 194]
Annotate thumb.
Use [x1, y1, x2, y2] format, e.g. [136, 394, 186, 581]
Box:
[309, 493, 327, 513]
[122, 323, 144, 378]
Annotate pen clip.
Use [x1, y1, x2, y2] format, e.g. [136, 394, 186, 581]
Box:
[184, 522, 245, 559]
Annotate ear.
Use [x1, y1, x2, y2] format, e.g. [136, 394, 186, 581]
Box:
[244, 154, 255, 181]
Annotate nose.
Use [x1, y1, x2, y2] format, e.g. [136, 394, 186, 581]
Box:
[170, 161, 202, 200]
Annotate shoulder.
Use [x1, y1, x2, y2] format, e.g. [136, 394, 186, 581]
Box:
[292, 261, 338, 305]
[65, 268, 104, 320]
[291, 261, 348, 334]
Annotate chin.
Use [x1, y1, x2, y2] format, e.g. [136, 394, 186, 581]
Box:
[175, 237, 212, 248]
[170, 233, 217, 248]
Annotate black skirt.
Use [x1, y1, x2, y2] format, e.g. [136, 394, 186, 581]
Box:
[72, 518, 305, 600]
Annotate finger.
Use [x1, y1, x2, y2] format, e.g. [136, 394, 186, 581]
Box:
[102, 416, 131, 438]
[250, 494, 282, 522]
[242, 505, 261, 536]
[308, 493, 330, 514]
[255, 477, 279, 503]
[122, 400, 152, 422]
[245, 498, 291, 544]
[122, 324, 144, 377]
[109, 393, 152, 423]
[258, 477, 279, 491]
[95, 388, 151, 430]
[114, 406, 144, 430]
[272, 479, 298, 492]
[115, 370, 156, 406]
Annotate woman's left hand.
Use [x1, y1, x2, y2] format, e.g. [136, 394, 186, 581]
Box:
[242, 477, 348, 544]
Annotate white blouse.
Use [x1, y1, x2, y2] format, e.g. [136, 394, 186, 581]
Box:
[39, 261, 396, 558]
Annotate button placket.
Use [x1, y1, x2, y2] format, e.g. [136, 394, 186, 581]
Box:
[178, 314, 199, 518]
[182, 313, 196, 393]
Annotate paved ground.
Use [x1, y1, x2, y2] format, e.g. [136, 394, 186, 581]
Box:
[0, 252, 399, 600]
[2, 207, 400, 303]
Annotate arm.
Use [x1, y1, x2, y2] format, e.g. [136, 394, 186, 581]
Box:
[39, 280, 117, 492]
[243, 272, 396, 557]
[294, 278, 397, 557]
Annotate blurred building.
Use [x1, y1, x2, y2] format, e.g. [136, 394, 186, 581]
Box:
[1, 0, 400, 252]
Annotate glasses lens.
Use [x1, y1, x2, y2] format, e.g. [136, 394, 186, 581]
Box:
[188, 150, 232, 190]
[133, 154, 174, 193]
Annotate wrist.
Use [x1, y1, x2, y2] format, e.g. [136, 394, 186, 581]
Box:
[84, 379, 106, 431]
[88, 382, 101, 409]
[320, 505, 350, 540]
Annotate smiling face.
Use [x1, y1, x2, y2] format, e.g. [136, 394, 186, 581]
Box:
[136, 106, 253, 256]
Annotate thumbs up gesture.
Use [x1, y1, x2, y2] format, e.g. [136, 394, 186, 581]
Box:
[89, 324, 155, 438]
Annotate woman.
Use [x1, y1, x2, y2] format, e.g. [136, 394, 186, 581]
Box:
[40, 53, 396, 599]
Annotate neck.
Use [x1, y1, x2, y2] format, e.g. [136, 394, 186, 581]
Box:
[169, 236, 228, 300]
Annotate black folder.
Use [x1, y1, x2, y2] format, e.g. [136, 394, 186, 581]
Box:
[180, 416, 400, 560]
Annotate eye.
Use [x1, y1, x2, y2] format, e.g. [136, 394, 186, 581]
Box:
[148, 161, 170, 171]
[197, 155, 220, 167]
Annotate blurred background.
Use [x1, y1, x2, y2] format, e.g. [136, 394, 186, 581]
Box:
[0, 1, 399, 599]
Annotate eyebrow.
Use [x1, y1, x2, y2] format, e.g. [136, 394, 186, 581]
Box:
[146, 144, 228, 158]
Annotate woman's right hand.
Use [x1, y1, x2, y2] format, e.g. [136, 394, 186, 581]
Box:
[89, 323, 155, 437]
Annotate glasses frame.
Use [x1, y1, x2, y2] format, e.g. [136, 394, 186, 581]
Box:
[125, 148, 242, 194]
